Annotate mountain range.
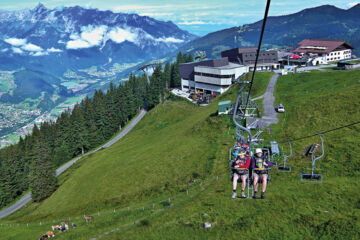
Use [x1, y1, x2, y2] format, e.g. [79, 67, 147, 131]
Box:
[0, 3, 195, 75]
[180, 4, 360, 58]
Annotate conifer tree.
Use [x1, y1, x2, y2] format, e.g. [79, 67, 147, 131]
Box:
[29, 135, 57, 202]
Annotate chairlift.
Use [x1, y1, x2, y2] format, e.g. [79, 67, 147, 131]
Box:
[278, 141, 292, 172]
[301, 135, 324, 182]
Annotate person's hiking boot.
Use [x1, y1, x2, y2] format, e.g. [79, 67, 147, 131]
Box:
[252, 192, 258, 199]
[261, 192, 266, 199]
[241, 191, 246, 198]
[232, 191, 237, 199]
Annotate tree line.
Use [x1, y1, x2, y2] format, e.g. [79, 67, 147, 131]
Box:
[0, 52, 192, 207]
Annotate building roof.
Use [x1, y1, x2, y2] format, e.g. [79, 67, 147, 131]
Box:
[221, 47, 258, 55]
[294, 39, 355, 54]
[196, 61, 243, 70]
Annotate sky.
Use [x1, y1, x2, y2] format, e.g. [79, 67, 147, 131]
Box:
[0, 0, 359, 36]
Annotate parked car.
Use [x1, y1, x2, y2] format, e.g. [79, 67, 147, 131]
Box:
[277, 104, 285, 113]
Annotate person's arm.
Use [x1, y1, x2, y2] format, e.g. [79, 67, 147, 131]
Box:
[266, 160, 274, 168]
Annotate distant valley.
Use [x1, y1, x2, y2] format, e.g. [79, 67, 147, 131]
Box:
[0, 3, 195, 146]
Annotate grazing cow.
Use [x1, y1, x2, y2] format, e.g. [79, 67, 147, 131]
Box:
[39, 235, 48, 240]
[46, 231, 55, 238]
[61, 222, 69, 230]
[72, 223, 77, 229]
[59, 225, 67, 232]
[84, 215, 94, 222]
[51, 225, 61, 231]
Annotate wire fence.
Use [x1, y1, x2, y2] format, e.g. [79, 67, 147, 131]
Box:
[0, 176, 218, 229]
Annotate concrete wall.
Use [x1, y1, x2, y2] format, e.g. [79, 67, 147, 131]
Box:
[195, 75, 232, 86]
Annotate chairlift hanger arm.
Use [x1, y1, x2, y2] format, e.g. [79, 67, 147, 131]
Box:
[313, 135, 325, 162]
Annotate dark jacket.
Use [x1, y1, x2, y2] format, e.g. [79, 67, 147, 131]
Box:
[251, 156, 274, 169]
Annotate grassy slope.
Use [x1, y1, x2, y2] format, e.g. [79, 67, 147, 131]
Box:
[0, 74, 253, 239]
[2, 70, 359, 239]
[102, 70, 360, 240]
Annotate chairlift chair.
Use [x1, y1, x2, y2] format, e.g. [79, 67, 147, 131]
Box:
[278, 141, 292, 172]
[301, 135, 324, 182]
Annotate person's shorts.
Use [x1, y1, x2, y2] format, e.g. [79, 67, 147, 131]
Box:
[253, 170, 268, 178]
[234, 169, 249, 177]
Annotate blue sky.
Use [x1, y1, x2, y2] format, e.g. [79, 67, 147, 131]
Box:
[0, 0, 359, 36]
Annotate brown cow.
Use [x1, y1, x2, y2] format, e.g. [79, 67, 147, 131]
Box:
[46, 231, 55, 238]
[84, 215, 94, 222]
[51, 225, 60, 231]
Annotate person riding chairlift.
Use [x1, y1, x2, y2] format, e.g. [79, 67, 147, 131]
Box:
[232, 151, 251, 199]
[251, 148, 274, 199]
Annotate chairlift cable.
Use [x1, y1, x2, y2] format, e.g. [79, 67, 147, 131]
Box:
[279, 120, 360, 143]
[244, 0, 272, 110]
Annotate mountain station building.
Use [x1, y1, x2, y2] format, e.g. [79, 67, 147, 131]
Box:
[293, 39, 354, 64]
[221, 47, 280, 71]
[179, 57, 248, 95]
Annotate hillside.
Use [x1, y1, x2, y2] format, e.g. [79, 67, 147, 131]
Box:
[0, 70, 359, 239]
[180, 4, 360, 58]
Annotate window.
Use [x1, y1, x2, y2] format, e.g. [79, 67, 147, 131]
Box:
[194, 72, 235, 79]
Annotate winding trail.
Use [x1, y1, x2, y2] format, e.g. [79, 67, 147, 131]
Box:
[258, 73, 280, 128]
[0, 109, 147, 219]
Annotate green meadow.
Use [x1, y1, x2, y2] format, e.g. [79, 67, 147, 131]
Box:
[0, 71, 359, 239]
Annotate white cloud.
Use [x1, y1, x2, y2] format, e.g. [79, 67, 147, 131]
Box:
[67, 25, 108, 49]
[348, 2, 359, 7]
[66, 24, 185, 49]
[47, 47, 62, 52]
[139, 12, 174, 17]
[80, 25, 108, 46]
[156, 37, 184, 43]
[4, 38, 27, 46]
[113, 5, 168, 12]
[30, 51, 48, 56]
[12, 47, 23, 54]
[22, 43, 43, 52]
[108, 27, 137, 43]
[67, 39, 92, 49]
[1, 48, 9, 52]
[178, 20, 209, 25]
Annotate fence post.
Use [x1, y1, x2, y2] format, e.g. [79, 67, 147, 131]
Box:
[27, 223, 29, 227]
[168, 198, 171, 203]
[142, 207, 144, 211]
[114, 209, 116, 213]
[187, 189, 189, 195]
[216, 176, 219, 181]
[152, 204, 155, 208]
[40, 222, 42, 226]
[98, 212, 100, 216]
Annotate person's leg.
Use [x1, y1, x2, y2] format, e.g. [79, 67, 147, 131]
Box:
[253, 173, 259, 198]
[233, 173, 239, 191]
[253, 174, 259, 192]
[241, 174, 247, 198]
[261, 174, 268, 199]
[232, 173, 239, 198]
[241, 175, 247, 191]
